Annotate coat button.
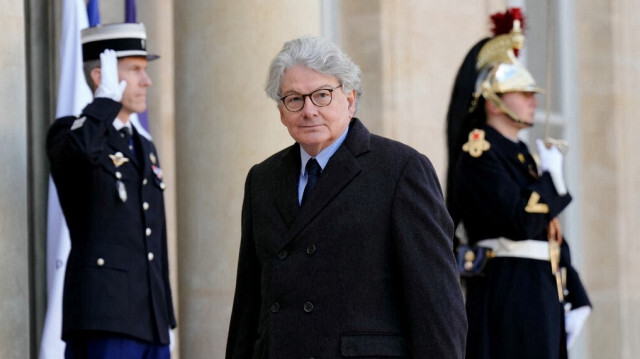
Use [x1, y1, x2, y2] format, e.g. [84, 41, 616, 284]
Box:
[303, 302, 314, 313]
[96, 258, 105, 266]
[306, 244, 316, 255]
[160, 182, 166, 190]
[143, 202, 149, 210]
[115, 171, 122, 179]
[270, 302, 280, 313]
[142, 178, 148, 186]
[277, 250, 288, 260]
[148, 252, 154, 261]
[146, 228, 152, 236]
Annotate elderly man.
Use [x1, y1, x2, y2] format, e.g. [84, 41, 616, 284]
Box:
[226, 35, 467, 359]
[47, 23, 176, 359]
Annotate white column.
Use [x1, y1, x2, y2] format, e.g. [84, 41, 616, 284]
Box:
[0, 0, 30, 356]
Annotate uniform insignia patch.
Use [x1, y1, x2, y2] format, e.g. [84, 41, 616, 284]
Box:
[70, 117, 87, 130]
[152, 164, 163, 180]
[525, 191, 549, 213]
[109, 152, 130, 167]
[462, 129, 491, 158]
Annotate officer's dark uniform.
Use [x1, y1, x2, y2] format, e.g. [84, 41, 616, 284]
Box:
[450, 124, 591, 359]
[445, 8, 592, 359]
[47, 97, 176, 345]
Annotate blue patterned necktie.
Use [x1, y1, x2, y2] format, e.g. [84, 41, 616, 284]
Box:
[302, 158, 321, 205]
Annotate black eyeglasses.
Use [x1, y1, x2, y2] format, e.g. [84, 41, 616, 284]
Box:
[280, 85, 342, 112]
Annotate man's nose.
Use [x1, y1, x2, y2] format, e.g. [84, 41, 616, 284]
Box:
[301, 96, 318, 115]
[141, 71, 152, 86]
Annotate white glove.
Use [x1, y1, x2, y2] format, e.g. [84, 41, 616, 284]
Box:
[169, 327, 174, 351]
[565, 306, 591, 349]
[536, 139, 567, 195]
[94, 49, 127, 102]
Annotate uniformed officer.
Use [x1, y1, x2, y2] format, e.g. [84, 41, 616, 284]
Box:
[47, 22, 176, 359]
[445, 8, 592, 359]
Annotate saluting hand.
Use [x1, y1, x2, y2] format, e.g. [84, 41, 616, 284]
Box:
[94, 49, 127, 102]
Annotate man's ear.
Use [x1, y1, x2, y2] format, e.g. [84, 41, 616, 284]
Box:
[90, 67, 101, 89]
[345, 89, 357, 116]
[484, 97, 501, 116]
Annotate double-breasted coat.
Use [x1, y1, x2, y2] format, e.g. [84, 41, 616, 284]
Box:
[226, 118, 467, 358]
[47, 98, 176, 344]
[450, 125, 591, 359]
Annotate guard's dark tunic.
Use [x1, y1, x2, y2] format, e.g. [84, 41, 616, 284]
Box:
[450, 125, 591, 359]
[47, 98, 176, 344]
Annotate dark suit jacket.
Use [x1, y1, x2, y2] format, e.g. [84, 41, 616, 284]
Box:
[226, 118, 467, 358]
[47, 98, 176, 344]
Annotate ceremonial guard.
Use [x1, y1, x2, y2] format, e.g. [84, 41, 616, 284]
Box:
[445, 9, 592, 359]
[47, 23, 176, 358]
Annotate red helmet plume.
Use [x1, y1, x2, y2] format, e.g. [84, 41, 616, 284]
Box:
[490, 8, 526, 36]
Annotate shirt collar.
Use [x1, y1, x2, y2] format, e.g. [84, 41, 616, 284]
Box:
[300, 125, 350, 175]
[112, 117, 133, 132]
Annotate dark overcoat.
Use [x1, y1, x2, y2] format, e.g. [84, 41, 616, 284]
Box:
[47, 98, 176, 344]
[226, 118, 467, 358]
[450, 125, 591, 359]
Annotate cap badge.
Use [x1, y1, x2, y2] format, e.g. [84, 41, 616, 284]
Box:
[462, 129, 491, 158]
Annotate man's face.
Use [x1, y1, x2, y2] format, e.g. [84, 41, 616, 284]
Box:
[117, 56, 151, 116]
[500, 91, 538, 126]
[278, 65, 356, 157]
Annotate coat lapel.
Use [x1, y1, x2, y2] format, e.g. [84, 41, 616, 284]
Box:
[277, 118, 370, 249]
[134, 128, 153, 179]
[273, 145, 302, 228]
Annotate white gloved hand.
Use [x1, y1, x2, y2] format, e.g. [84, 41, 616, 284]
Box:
[536, 139, 567, 195]
[94, 49, 127, 102]
[565, 306, 591, 349]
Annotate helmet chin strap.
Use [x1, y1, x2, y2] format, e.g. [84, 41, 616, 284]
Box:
[499, 102, 534, 127]
[482, 82, 533, 127]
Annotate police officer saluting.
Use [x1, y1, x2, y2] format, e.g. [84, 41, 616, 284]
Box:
[47, 23, 176, 359]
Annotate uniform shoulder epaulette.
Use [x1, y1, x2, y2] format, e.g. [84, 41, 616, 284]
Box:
[462, 128, 491, 158]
